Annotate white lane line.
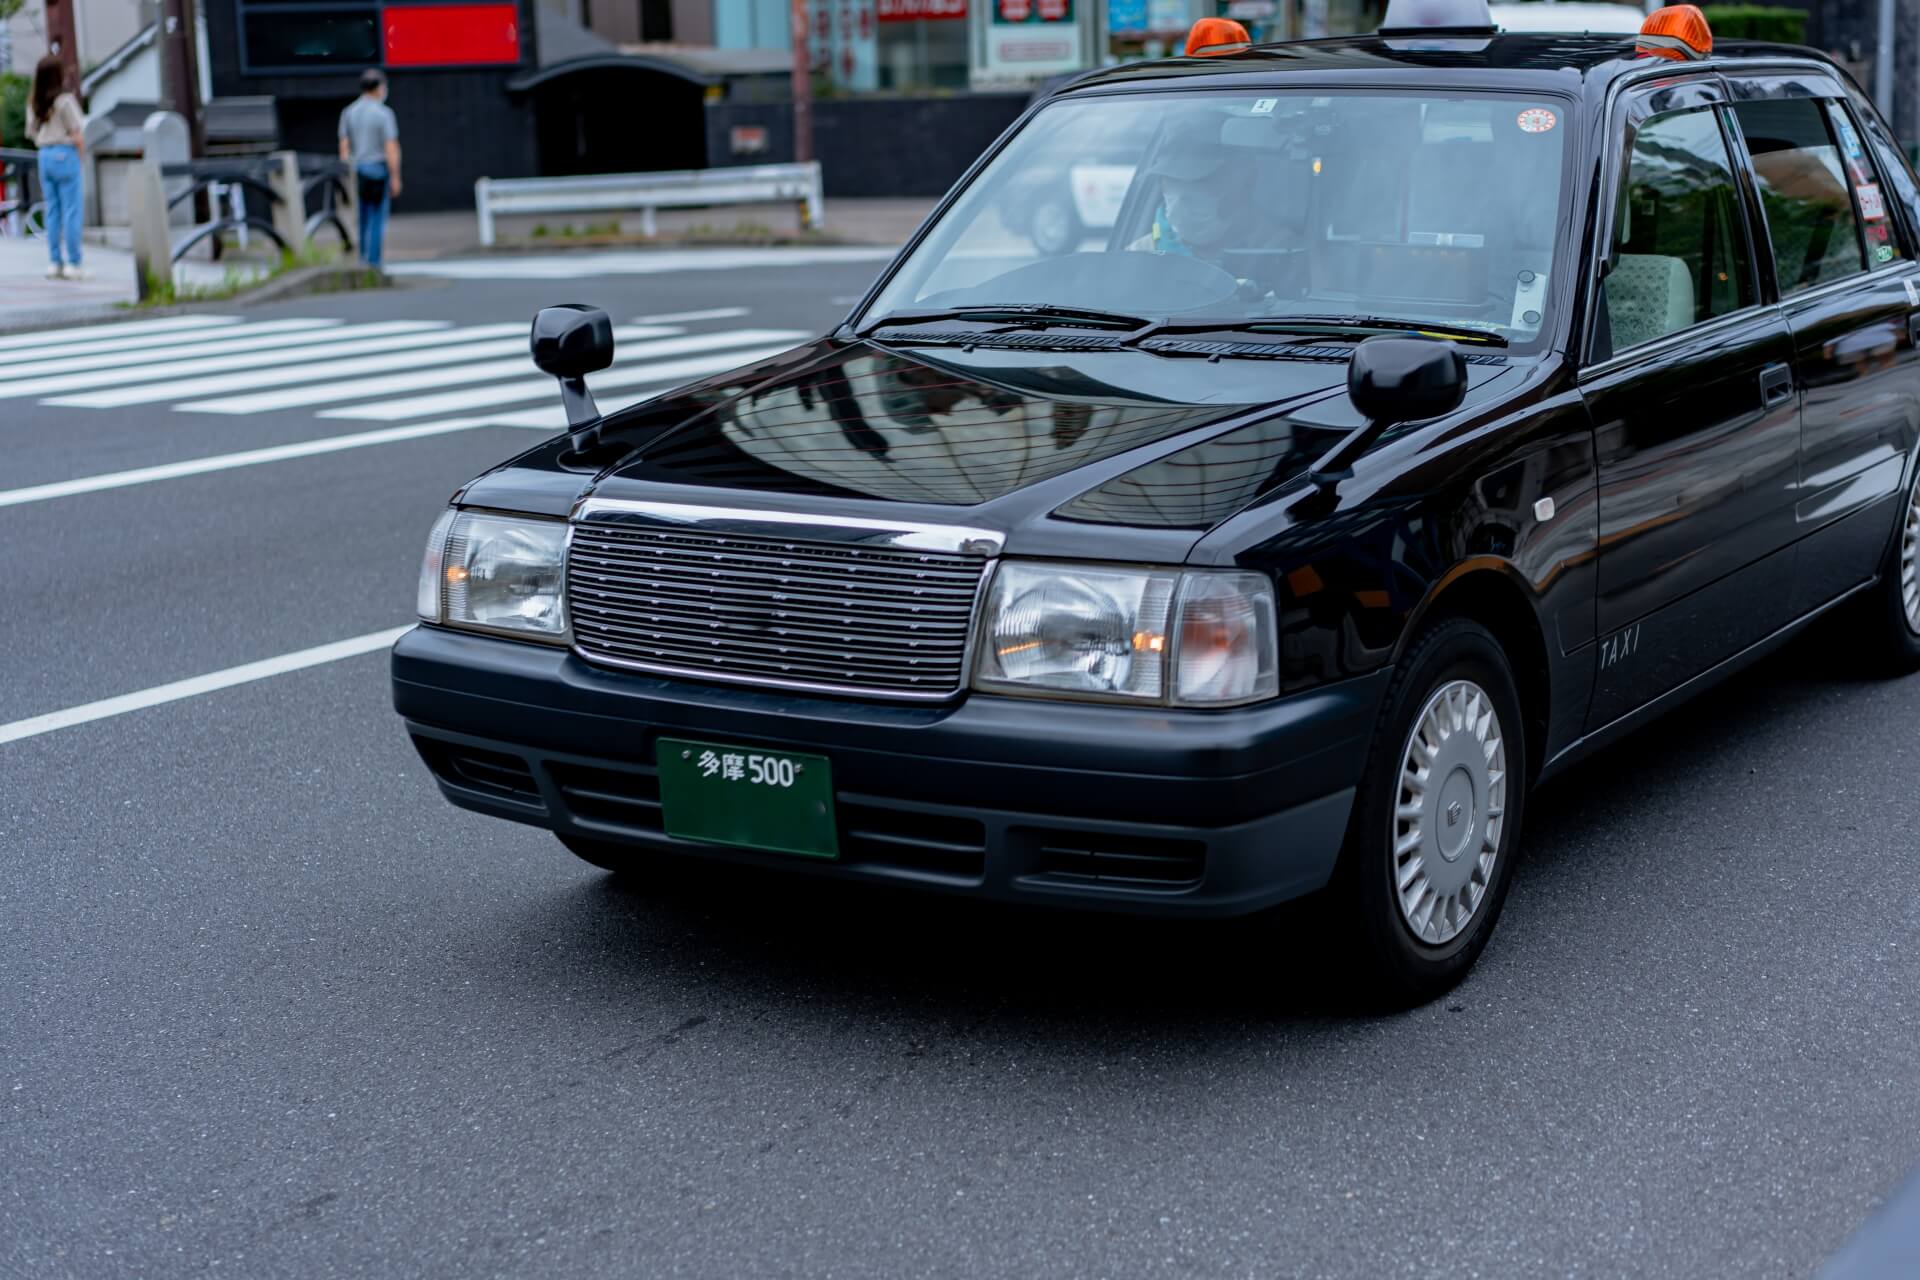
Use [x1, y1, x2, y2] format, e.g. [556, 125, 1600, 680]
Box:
[0, 315, 239, 353]
[635, 307, 750, 325]
[56, 324, 549, 409]
[320, 340, 799, 421]
[0, 626, 411, 747]
[0, 319, 358, 380]
[210, 328, 802, 418]
[386, 247, 896, 280]
[0, 317, 252, 366]
[0, 418, 492, 508]
[0, 322, 474, 403]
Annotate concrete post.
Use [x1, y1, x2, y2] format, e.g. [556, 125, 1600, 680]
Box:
[475, 177, 495, 248]
[127, 162, 174, 302]
[140, 111, 193, 229]
[267, 151, 308, 257]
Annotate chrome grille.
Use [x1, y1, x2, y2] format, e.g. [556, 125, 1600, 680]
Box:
[567, 521, 990, 697]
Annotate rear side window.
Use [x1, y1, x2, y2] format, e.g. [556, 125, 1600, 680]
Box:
[1822, 101, 1907, 268]
[1731, 98, 1868, 293]
[1604, 107, 1756, 353]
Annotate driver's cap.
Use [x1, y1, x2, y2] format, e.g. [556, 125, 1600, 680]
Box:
[1145, 114, 1233, 182]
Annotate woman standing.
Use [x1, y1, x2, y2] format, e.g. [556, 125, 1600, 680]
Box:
[26, 55, 87, 281]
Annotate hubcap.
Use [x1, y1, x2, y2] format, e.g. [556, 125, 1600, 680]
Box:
[1902, 471, 1920, 635]
[1392, 679, 1507, 946]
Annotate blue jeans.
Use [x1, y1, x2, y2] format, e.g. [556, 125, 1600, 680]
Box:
[38, 145, 83, 267]
[355, 162, 390, 267]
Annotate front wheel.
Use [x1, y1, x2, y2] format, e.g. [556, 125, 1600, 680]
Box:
[1335, 618, 1529, 1006]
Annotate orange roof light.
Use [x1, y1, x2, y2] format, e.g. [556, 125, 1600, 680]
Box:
[1636, 5, 1712, 60]
[1186, 17, 1252, 55]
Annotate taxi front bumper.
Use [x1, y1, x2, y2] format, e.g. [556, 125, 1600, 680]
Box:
[390, 625, 1385, 918]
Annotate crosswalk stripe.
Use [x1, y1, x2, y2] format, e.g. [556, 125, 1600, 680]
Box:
[198, 329, 801, 417]
[321, 342, 798, 421]
[486, 385, 688, 431]
[0, 418, 497, 508]
[6, 323, 520, 404]
[0, 317, 256, 367]
[0, 315, 240, 354]
[635, 307, 750, 324]
[0, 319, 361, 380]
[50, 325, 549, 409]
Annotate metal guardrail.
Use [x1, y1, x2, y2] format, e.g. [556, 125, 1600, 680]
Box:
[472, 162, 825, 246]
[156, 154, 353, 263]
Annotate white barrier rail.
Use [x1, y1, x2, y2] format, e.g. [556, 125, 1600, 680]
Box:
[473, 163, 825, 246]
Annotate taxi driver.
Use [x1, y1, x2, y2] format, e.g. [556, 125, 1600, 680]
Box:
[1129, 113, 1261, 267]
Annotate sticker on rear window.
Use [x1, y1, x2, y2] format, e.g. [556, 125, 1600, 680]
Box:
[1251, 98, 1277, 115]
[1857, 183, 1887, 220]
[1876, 244, 1896, 263]
[1516, 107, 1557, 134]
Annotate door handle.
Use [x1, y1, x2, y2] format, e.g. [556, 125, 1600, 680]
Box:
[1759, 362, 1794, 408]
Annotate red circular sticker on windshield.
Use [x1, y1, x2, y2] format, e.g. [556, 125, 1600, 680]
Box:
[1517, 108, 1558, 134]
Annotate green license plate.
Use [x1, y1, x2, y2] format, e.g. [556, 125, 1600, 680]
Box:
[656, 738, 838, 859]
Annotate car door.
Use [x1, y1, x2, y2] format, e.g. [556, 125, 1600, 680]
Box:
[1579, 79, 1802, 731]
[1724, 78, 1920, 610]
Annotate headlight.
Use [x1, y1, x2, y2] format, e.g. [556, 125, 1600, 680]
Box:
[974, 562, 1277, 706]
[416, 509, 568, 642]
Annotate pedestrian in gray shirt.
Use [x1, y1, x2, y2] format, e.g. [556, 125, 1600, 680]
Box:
[338, 69, 401, 267]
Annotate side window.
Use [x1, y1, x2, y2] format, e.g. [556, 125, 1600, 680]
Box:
[1731, 97, 1869, 293]
[1604, 107, 1756, 353]
[1822, 100, 1907, 268]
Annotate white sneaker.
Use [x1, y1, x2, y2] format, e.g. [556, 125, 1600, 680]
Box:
[44, 264, 61, 280]
[60, 264, 88, 282]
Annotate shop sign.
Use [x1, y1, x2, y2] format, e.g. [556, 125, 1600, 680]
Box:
[878, 0, 966, 17]
[980, 0, 1081, 75]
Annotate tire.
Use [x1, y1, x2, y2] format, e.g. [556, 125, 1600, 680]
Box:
[1028, 195, 1082, 256]
[1863, 457, 1920, 672]
[558, 834, 651, 877]
[1333, 617, 1529, 1007]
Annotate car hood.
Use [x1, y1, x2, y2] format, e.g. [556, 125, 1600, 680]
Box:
[472, 335, 1517, 559]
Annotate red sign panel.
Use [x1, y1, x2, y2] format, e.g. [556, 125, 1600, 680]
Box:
[384, 3, 521, 66]
[878, 0, 966, 18]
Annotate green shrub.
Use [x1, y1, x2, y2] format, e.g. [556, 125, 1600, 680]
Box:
[1, 72, 28, 152]
[1700, 5, 1808, 44]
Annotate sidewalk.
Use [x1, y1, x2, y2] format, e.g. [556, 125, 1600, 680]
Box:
[382, 196, 935, 260]
[0, 234, 265, 332]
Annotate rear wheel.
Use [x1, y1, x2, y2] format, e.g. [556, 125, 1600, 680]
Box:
[1864, 459, 1920, 671]
[1335, 617, 1529, 1006]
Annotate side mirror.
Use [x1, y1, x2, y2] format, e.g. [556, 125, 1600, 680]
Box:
[531, 304, 613, 437]
[1308, 337, 1467, 489]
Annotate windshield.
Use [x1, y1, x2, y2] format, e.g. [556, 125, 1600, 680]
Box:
[863, 90, 1569, 350]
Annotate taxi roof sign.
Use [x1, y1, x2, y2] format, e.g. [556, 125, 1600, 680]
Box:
[1636, 4, 1713, 60]
[1185, 17, 1252, 55]
[1380, 0, 1496, 34]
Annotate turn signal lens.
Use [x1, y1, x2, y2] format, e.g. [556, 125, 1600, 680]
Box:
[416, 508, 457, 621]
[1637, 4, 1712, 60]
[1171, 572, 1278, 706]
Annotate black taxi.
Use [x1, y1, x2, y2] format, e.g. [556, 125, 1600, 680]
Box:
[393, 7, 1920, 1002]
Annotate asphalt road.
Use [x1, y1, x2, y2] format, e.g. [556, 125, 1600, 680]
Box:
[3, 250, 1917, 1279]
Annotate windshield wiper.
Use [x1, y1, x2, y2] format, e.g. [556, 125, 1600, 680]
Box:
[859, 304, 1156, 338]
[1132, 315, 1510, 348]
